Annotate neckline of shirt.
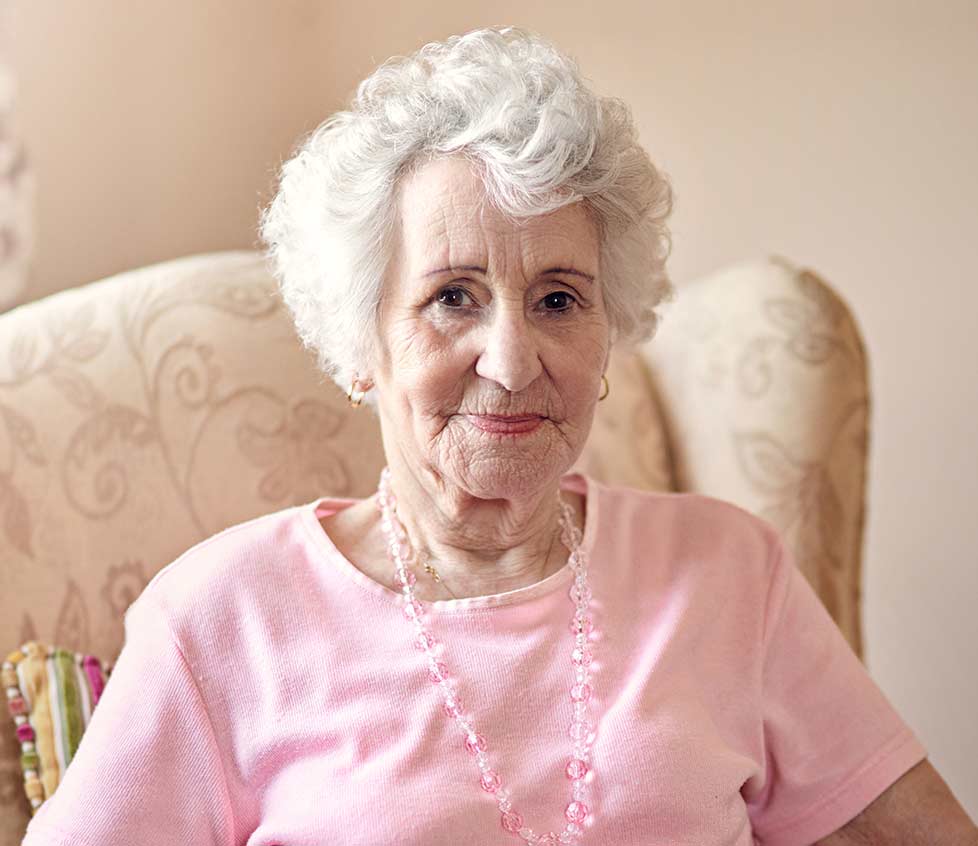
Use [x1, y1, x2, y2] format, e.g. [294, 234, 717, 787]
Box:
[298, 472, 600, 615]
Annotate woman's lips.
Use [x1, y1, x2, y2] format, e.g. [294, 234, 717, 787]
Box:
[465, 414, 544, 435]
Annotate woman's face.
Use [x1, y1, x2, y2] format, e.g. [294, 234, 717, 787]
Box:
[370, 156, 610, 502]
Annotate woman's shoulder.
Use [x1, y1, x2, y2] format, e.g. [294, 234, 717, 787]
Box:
[590, 475, 778, 533]
[131, 500, 314, 629]
[586, 476, 784, 577]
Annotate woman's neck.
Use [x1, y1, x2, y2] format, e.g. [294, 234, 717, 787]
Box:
[381, 462, 572, 600]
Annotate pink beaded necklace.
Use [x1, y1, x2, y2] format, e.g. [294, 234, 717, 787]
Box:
[375, 467, 597, 845]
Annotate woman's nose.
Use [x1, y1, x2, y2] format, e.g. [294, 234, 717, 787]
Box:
[474, 307, 543, 393]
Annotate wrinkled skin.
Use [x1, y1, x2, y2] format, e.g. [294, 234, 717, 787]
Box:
[327, 156, 610, 600]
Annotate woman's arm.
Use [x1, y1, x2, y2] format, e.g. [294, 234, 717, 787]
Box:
[816, 759, 978, 845]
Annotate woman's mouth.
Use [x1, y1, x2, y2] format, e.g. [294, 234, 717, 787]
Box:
[464, 414, 544, 435]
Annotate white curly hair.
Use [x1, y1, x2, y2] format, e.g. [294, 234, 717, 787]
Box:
[259, 26, 675, 401]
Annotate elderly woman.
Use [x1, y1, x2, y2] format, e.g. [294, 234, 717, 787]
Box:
[22, 26, 976, 846]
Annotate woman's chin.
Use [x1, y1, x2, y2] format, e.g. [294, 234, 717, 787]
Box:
[443, 453, 570, 503]
[424, 417, 580, 502]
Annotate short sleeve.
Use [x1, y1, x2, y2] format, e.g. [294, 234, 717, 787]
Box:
[743, 537, 927, 846]
[21, 592, 235, 846]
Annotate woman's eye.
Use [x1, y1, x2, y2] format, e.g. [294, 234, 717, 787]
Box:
[541, 291, 576, 312]
[436, 286, 474, 308]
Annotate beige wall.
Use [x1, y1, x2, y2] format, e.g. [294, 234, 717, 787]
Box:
[9, 1, 333, 301]
[11, 0, 978, 820]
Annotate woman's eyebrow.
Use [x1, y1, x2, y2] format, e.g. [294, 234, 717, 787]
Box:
[542, 267, 595, 284]
[422, 265, 486, 278]
[422, 265, 594, 284]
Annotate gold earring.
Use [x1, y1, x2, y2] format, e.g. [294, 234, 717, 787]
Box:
[598, 374, 609, 401]
[347, 380, 368, 408]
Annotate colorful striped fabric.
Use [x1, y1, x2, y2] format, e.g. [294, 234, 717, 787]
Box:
[2, 641, 112, 815]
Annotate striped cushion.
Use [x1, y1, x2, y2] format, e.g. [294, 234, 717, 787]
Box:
[2, 641, 112, 814]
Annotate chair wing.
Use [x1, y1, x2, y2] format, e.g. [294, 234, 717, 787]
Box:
[639, 255, 870, 658]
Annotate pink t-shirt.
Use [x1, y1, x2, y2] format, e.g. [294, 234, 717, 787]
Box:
[22, 474, 926, 846]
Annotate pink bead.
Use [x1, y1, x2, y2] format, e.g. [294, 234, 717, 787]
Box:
[428, 661, 449, 683]
[414, 631, 436, 651]
[570, 682, 592, 702]
[571, 647, 593, 667]
[569, 615, 594, 636]
[569, 583, 592, 604]
[7, 697, 26, 717]
[464, 733, 487, 755]
[16, 723, 35, 742]
[569, 719, 593, 741]
[479, 770, 501, 792]
[565, 801, 589, 823]
[500, 810, 524, 833]
[565, 758, 589, 780]
[538, 833, 559, 845]
[443, 697, 463, 718]
[403, 599, 423, 620]
[395, 569, 417, 588]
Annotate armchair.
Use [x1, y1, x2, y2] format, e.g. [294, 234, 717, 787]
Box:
[0, 250, 869, 842]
